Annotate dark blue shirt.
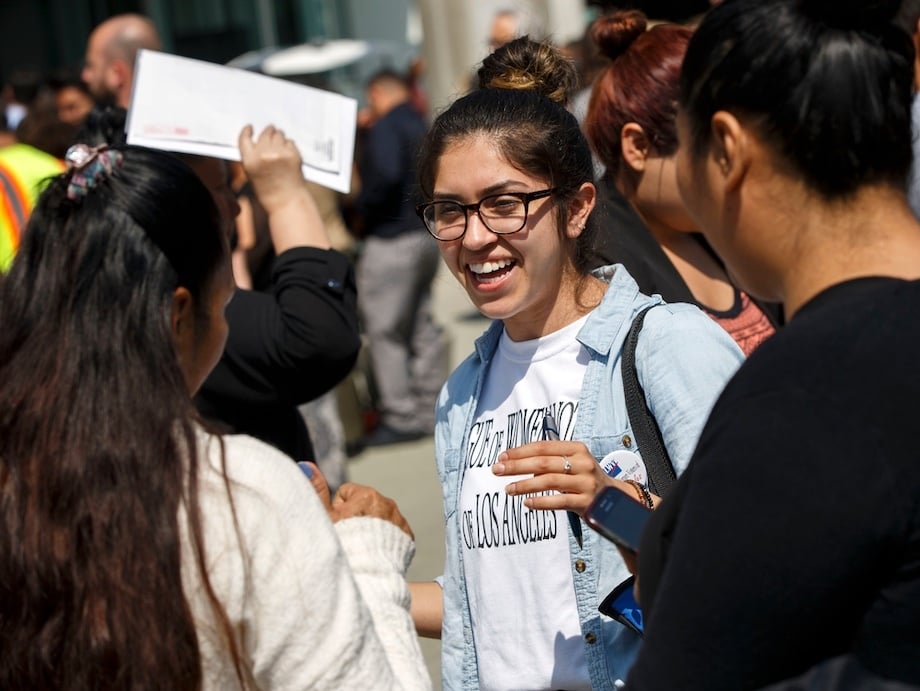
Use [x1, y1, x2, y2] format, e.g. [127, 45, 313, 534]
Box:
[357, 102, 427, 238]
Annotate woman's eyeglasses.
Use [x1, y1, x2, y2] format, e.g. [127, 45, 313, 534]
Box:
[416, 188, 557, 241]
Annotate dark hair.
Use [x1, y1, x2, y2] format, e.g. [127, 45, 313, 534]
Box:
[75, 104, 128, 147]
[680, 0, 913, 198]
[477, 35, 579, 106]
[6, 67, 43, 105]
[895, 0, 920, 34]
[47, 67, 92, 95]
[0, 147, 241, 689]
[419, 51, 598, 274]
[585, 11, 692, 180]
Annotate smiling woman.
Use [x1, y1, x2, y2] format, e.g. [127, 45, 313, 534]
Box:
[425, 132, 595, 340]
[409, 36, 745, 691]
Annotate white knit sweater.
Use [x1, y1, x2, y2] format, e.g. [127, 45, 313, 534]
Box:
[180, 431, 432, 690]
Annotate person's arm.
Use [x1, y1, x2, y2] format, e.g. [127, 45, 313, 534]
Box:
[637, 304, 745, 474]
[409, 581, 443, 639]
[205, 126, 360, 406]
[239, 124, 331, 252]
[332, 484, 431, 690]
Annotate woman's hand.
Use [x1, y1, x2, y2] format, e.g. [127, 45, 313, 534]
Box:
[496, 443, 656, 602]
[493, 440, 616, 515]
[238, 124, 305, 215]
[494, 442, 661, 513]
[331, 483, 415, 539]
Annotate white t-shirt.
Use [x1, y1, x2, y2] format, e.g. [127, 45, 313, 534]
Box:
[461, 315, 592, 691]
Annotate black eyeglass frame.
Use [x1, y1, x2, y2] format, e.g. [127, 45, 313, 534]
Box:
[415, 188, 558, 241]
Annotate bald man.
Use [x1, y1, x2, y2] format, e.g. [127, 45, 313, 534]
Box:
[82, 14, 161, 108]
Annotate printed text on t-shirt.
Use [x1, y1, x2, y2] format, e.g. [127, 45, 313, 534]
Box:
[464, 401, 578, 469]
[461, 401, 577, 551]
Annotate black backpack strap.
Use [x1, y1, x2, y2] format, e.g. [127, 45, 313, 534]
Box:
[622, 305, 676, 496]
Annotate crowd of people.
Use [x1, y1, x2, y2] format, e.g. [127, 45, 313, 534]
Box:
[1, 0, 920, 689]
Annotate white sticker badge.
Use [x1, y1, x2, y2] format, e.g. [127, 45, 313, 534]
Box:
[599, 449, 648, 485]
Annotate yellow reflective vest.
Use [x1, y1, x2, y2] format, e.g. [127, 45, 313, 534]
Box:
[0, 143, 65, 271]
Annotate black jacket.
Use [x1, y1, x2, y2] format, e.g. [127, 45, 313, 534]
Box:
[195, 246, 359, 461]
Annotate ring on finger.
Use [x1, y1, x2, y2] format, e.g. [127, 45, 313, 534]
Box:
[562, 455, 572, 474]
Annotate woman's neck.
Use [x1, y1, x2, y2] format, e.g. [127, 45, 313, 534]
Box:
[635, 205, 737, 312]
[778, 186, 920, 318]
[503, 272, 607, 342]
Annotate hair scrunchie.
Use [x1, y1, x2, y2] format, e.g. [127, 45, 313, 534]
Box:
[65, 144, 124, 201]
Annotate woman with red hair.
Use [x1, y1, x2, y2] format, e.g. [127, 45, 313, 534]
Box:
[585, 10, 778, 355]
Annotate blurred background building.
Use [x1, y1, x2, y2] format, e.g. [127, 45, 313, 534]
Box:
[0, 0, 603, 113]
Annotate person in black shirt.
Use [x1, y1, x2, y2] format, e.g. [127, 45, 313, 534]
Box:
[621, 0, 920, 688]
[193, 126, 359, 462]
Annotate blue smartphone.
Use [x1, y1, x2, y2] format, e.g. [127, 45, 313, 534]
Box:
[600, 575, 644, 636]
[584, 485, 651, 553]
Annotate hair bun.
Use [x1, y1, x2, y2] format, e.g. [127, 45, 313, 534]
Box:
[799, 0, 900, 29]
[591, 10, 647, 61]
[477, 36, 578, 106]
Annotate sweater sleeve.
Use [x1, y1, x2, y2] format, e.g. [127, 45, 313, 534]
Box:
[194, 435, 431, 690]
[336, 517, 432, 691]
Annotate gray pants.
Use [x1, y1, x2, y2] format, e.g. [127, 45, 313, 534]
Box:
[357, 232, 449, 433]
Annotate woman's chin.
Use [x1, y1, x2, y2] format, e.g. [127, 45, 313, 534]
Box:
[467, 293, 514, 322]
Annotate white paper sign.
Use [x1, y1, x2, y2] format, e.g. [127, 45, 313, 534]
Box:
[126, 50, 357, 193]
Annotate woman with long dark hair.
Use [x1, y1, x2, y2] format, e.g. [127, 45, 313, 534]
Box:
[0, 134, 429, 689]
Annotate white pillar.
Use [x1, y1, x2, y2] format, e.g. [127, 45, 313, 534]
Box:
[416, 0, 480, 113]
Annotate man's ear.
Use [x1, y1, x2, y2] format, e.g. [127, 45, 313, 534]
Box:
[109, 58, 131, 90]
[620, 123, 651, 173]
[567, 181, 597, 239]
[710, 110, 750, 193]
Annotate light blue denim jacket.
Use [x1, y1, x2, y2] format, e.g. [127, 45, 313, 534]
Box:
[434, 265, 745, 690]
